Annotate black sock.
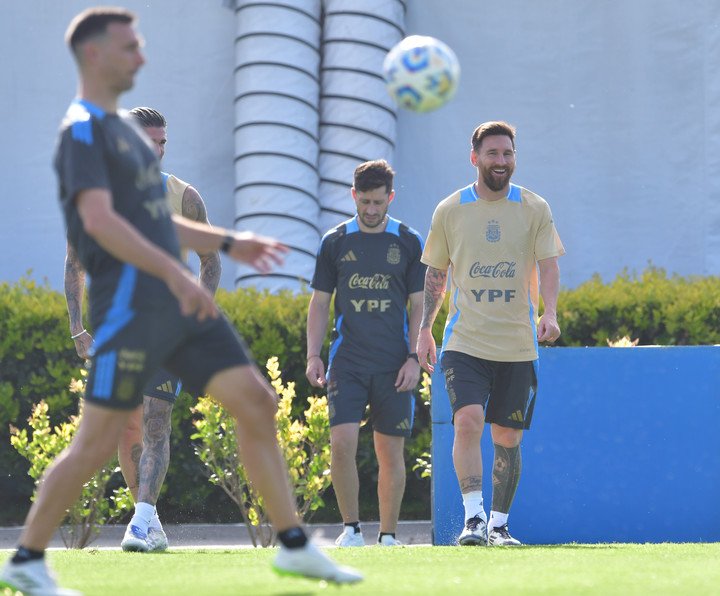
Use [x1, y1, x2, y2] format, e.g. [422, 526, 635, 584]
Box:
[344, 521, 361, 534]
[11, 546, 44, 564]
[378, 532, 396, 543]
[277, 527, 308, 549]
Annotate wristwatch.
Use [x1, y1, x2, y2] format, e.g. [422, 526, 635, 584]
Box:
[407, 352, 419, 362]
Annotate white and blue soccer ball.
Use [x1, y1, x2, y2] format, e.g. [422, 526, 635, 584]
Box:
[383, 35, 461, 113]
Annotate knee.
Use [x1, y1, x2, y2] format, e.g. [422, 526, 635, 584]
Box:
[454, 408, 484, 440]
[330, 437, 356, 462]
[250, 382, 278, 416]
[233, 380, 278, 428]
[379, 452, 406, 477]
[492, 425, 523, 448]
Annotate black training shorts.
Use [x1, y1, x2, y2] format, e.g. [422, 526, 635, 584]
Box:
[440, 350, 537, 430]
[85, 305, 251, 410]
[326, 368, 415, 437]
[143, 368, 182, 403]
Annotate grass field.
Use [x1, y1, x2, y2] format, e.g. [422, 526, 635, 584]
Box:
[2, 543, 719, 595]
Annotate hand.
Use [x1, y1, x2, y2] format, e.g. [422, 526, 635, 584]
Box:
[395, 357, 421, 392]
[416, 327, 437, 373]
[226, 232, 288, 273]
[537, 313, 561, 343]
[166, 265, 219, 321]
[73, 331, 93, 359]
[305, 355, 326, 388]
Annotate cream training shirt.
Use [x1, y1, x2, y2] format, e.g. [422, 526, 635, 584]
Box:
[162, 172, 190, 262]
[422, 182, 565, 362]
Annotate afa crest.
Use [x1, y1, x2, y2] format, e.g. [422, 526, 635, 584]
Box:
[387, 243, 401, 265]
[486, 220, 501, 243]
[116, 375, 137, 402]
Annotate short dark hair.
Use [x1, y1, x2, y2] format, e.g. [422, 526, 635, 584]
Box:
[353, 159, 395, 193]
[471, 121, 516, 153]
[65, 7, 136, 54]
[130, 107, 167, 128]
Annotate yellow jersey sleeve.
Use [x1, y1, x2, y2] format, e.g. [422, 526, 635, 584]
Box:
[165, 173, 190, 217]
[534, 201, 565, 261]
[421, 193, 456, 270]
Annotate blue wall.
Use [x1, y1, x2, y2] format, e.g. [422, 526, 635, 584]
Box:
[430, 347, 720, 545]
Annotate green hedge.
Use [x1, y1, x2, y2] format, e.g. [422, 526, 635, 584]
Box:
[557, 268, 720, 346]
[1, 267, 718, 525]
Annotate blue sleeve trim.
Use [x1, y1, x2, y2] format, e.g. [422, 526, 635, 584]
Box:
[507, 184, 522, 203]
[459, 183, 477, 204]
[441, 288, 461, 354]
[386, 217, 401, 236]
[327, 314, 344, 373]
[405, 224, 425, 250]
[528, 289, 538, 355]
[403, 310, 410, 348]
[71, 119, 93, 145]
[345, 217, 360, 234]
[67, 99, 105, 146]
[75, 99, 106, 119]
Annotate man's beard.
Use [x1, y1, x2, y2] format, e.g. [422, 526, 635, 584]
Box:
[481, 166, 513, 192]
[360, 209, 387, 228]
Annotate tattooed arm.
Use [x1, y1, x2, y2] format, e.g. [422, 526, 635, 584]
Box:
[416, 266, 448, 372]
[63, 243, 93, 359]
[181, 185, 221, 295]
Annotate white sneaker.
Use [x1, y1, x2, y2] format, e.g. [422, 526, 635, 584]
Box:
[487, 524, 522, 546]
[378, 534, 403, 546]
[120, 523, 150, 552]
[146, 527, 169, 552]
[0, 559, 81, 595]
[458, 515, 488, 546]
[272, 542, 363, 584]
[334, 526, 365, 547]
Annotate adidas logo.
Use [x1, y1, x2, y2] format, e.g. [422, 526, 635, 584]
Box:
[396, 418, 411, 431]
[509, 410, 524, 422]
[340, 250, 357, 262]
[156, 381, 173, 393]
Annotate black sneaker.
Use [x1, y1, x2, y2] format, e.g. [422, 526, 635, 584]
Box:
[458, 515, 488, 546]
[487, 524, 522, 546]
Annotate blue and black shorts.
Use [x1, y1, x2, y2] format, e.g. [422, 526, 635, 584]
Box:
[85, 305, 251, 410]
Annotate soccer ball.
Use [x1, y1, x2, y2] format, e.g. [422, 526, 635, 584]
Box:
[383, 35, 460, 113]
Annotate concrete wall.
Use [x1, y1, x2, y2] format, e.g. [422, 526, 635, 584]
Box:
[0, 0, 237, 290]
[431, 347, 720, 544]
[1, 0, 720, 291]
[392, 0, 720, 287]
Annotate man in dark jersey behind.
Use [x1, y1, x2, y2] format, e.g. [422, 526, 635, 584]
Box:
[0, 7, 361, 595]
[306, 160, 425, 547]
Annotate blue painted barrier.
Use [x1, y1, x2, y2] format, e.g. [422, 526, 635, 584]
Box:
[430, 346, 720, 544]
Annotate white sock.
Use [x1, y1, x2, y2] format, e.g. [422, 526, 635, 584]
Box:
[488, 510, 508, 532]
[130, 502, 155, 534]
[148, 508, 163, 531]
[461, 491, 486, 522]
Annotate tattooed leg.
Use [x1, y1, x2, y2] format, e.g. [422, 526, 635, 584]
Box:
[491, 444, 522, 514]
[137, 396, 173, 505]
